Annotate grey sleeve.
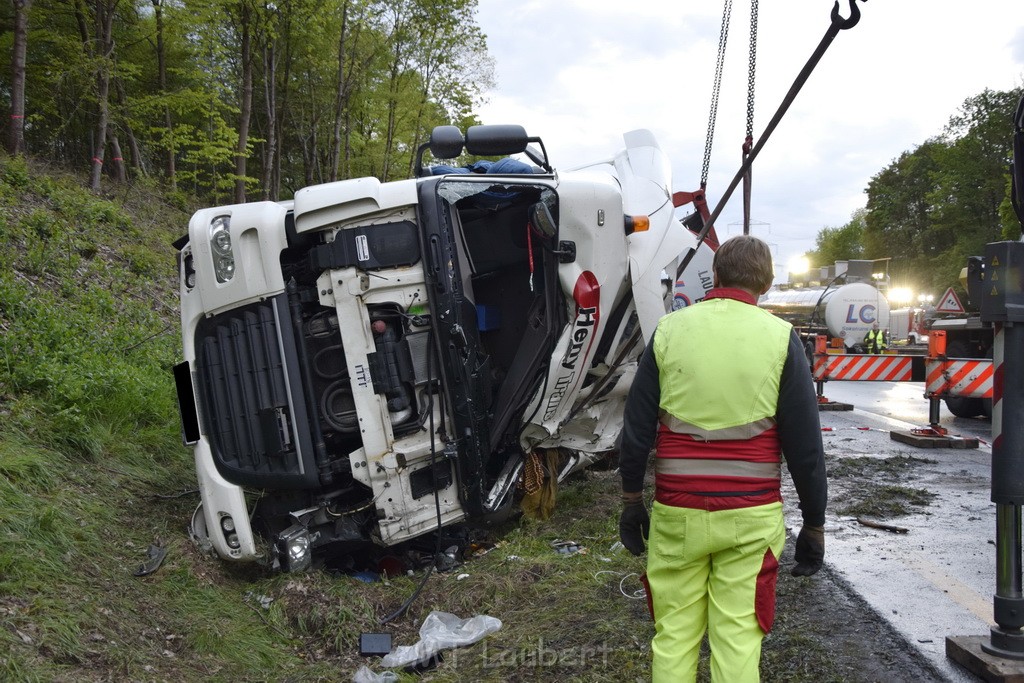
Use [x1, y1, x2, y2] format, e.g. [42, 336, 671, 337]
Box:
[618, 339, 661, 493]
[776, 330, 828, 527]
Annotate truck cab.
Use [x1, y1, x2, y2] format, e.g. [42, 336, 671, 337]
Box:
[173, 125, 711, 570]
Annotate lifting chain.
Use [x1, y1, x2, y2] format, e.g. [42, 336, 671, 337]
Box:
[746, 0, 758, 139]
[678, 0, 866, 281]
[702, 0, 759, 190]
[742, 0, 758, 233]
[701, 0, 733, 189]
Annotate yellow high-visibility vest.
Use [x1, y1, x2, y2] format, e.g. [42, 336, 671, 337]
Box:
[653, 297, 791, 436]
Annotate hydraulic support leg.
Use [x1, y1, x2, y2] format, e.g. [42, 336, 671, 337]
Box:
[911, 398, 949, 438]
[983, 320, 1024, 658]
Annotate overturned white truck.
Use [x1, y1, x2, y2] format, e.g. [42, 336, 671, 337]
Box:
[172, 125, 715, 571]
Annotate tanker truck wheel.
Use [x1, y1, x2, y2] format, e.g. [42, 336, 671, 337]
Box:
[981, 398, 993, 419]
[943, 340, 985, 418]
[804, 340, 815, 365]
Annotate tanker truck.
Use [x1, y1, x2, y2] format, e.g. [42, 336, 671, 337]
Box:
[758, 259, 891, 354]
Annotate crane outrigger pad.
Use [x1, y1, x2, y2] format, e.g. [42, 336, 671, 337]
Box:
[889, 430, 978, 449]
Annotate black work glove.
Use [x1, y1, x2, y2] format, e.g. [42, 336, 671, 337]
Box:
[791, 525, 825, 577]
[619, 495, 650, 556]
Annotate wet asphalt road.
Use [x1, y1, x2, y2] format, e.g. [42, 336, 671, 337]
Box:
[802, 380, 999, 682]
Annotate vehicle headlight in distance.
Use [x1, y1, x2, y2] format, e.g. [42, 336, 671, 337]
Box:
[209, 215, 235, 283]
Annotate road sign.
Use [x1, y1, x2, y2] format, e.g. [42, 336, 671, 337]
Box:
[936, 287, 965, 313]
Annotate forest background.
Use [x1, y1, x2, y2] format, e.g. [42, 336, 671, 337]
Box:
[0, 1, 1021, 680]
[0, 1, 1021, 295]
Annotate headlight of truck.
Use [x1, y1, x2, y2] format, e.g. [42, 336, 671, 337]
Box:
[209, 215, 235, 283]
[276, 525, 312, 572]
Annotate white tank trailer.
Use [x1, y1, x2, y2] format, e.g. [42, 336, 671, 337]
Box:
[759, 281, 890, 352]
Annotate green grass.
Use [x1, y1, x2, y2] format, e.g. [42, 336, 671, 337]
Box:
[0, 154, 927, 682]
[0, 154, 645, 681]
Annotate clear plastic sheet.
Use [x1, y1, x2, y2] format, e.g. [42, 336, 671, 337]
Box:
[379, 611, 502, 668]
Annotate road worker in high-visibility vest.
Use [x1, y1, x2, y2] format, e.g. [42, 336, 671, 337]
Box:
[863, 321, 888, 354]
[617, 235, 828, 682]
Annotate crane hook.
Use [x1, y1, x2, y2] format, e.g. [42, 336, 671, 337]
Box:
[831, 0, 864, 30]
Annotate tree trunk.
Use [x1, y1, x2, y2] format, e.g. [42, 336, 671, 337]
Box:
[329, 0, 349, 182]
[261, 42, 276, 201]
[114, 77, 145, 176]
[381, 6, 408, 183]
[234, 0, 253, 204]
[274, 15, 295, 200]
[89, 0, 117, 193]
[382, 56, 400, 182]
[7, 0, 31, 156]
[343, 108, 352, 179]
[109, 134, 126, 182]
[153, 0, 175, 190]
[125, 126, 144, 177]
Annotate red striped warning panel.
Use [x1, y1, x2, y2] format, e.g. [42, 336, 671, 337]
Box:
[813, 354, 913, 382]
[925, 359, 993, 399]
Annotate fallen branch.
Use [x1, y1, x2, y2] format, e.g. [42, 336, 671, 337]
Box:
[856, 517, 908, 534]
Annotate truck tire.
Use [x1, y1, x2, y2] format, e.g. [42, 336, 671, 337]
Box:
[945, 395, 984, 418]
[943, 340, 985, 418]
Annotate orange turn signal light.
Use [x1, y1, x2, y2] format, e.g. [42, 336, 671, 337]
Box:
[624, 215, 650, 235]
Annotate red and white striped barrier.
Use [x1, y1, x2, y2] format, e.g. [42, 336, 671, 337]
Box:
[918, 329, 993, 400]
[813, 353, 913, 382]
[925, 357, 993, 399]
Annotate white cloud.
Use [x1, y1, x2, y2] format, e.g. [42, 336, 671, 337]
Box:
[474, 0, 1024, 278]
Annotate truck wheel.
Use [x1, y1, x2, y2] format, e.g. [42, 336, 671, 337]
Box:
[945, 396, 984, 418]
[943, 340, 985, 418]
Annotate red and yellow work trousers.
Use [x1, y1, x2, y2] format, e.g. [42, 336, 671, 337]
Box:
[647, 500, 786, 682]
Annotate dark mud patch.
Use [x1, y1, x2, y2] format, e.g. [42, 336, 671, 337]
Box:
[827, 454, 939, 518]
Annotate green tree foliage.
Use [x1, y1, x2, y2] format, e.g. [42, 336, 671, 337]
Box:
[0, 0, 493, 199]
[804, 208, 865, 269]
[860, 87, 1023, 294]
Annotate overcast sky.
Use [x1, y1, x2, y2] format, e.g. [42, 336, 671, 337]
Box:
[472, 0, 1024, 282]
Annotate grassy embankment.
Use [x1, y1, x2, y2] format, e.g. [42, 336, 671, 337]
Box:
[0, 155, 862, 682]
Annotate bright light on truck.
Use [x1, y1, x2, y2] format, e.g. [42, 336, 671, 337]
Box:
[888, 287, 913, 306]
[788, 256, 809, 276]
[287, 536, 310, 571]
[209, 215, 235, 283]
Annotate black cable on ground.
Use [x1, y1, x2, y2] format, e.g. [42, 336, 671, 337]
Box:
[380, 332, 444, 625]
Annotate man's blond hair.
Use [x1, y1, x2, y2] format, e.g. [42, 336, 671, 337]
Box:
[712, 235, 775, 294]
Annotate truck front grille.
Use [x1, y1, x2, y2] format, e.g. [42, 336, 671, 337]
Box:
[194, 294, 320, 489]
